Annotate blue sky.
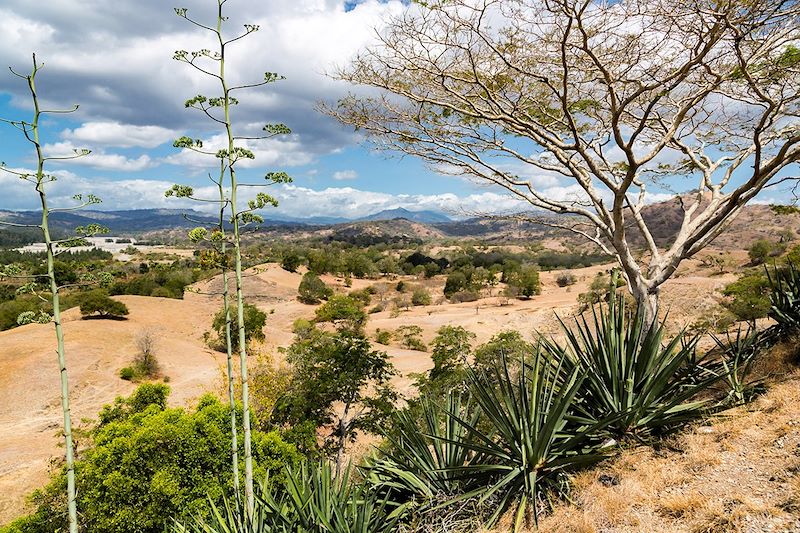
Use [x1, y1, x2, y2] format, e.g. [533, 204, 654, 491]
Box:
[0, 0, 794, 220]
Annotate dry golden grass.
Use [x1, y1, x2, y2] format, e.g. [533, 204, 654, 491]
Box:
[529, 353, 800, 533]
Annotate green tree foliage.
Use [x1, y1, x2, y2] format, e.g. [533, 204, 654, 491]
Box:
[443, 271, 468, 298]
[505, 265, 541, 298]
[429, 325, 475, 381]
[396, 325, 427, 351]
[411, 286, 432, 306]
[473, 330, 534, 371]
[274, 326, 396, 469]
[297, 272, 333, 304]
[5, 385, 299, 533]
[211, 303, 266, 352]
[78, 290, 129, 319]
[748, 239, 775, 265]
[723, 272, 772, 323]
[281, 253, 302, 272]
[313, 294, 366, 331]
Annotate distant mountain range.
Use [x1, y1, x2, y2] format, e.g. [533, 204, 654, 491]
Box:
[0, 207, 453, 233]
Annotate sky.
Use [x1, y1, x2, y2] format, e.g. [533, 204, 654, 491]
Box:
[0, 0, 792, 220]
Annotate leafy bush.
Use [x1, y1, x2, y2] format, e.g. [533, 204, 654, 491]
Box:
[505, 265, 541, 298]
[722, 272, 771, 323]
[555, 271, 577, 287]
[411, 287, 432, 306]
[281, 253, 302, 272]
[211, 303, 266, 352]
[450, 290, 479, 303]
[429, 325, 474, 381]
[119, 367, 135, 381]
[544, 297, 724, 440]
[314, 294, 366, 331]
[374, 328, 392, 345]
[297, 272, 333, 304]
[396, 325, 426, 351]
[748, 239, 774, 264]
[79, 290, 129, 319]
[6, 385, 299, 533]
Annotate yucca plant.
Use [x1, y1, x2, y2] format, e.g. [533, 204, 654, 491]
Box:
[709, 325, 766, 404]
[367, 392, 477, 502]
[545, 295, 722, 440]
[264, 462, 405, 533]
[438, 351, 610, 531]
[767, 261, 800, 335]
[170, 489, 269, 533]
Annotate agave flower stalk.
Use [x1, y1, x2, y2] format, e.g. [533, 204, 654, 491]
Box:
[173, 0, 293, 515]
[0, 55, 107, 533]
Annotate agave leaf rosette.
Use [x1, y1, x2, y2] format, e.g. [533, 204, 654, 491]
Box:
[546, 296, 722, 440]
[434, 350, 612, 530]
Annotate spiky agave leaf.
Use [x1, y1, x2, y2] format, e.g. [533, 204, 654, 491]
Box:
[767, 262, 800, 334]
[263, 461, 406, 533]
[546, 295, 723, 440]
[366, 392, 478, 502]
[434, 350, 611, 531]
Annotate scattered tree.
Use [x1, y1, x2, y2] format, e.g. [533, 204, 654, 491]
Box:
[330, 0, 800, 325]
[297, 272, 333, 304]
[79, 290, 129, 319]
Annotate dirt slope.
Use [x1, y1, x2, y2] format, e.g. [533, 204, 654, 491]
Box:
[0, 294, 224, 523]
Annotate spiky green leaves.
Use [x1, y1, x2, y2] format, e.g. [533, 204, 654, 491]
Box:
[544, 296, 723, 440]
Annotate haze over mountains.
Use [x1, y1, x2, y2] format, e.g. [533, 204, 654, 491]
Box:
[0, 206, 453, 232]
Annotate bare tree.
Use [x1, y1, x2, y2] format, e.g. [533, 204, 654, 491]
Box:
[327, 0, 800, 324]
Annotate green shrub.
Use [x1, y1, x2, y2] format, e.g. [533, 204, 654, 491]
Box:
[281, 253, 302, 272]
[314, 294, 366, 331]
[555, 271, 577, 287]
[6, 385, 299, 533]
[396, 325, 426, 351]
[450, 290, 479, 303]
[79, 290, 129, 319]
[119, 367, 135, 381]
[374, 329, 392, 345]
[722, 272, 771, 323]
[211, 302, 266, 352]
[297, 272, 332, 304]
[411, 287, 432, 306]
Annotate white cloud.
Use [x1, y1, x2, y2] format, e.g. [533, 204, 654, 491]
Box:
[42, 142, 156, 172]
[165, 133, 315, 169]
[61, 121, 179, 148]
[332, 169, 358, 180]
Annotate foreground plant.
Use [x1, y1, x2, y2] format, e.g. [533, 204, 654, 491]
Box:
[172, 462, 404, 533]
[768, 261, 800, 336]
[0, 55, 108, 533]
[172, 0, 292, 514]
[442, 353, 608, 531]
[545, 296, 722, 440]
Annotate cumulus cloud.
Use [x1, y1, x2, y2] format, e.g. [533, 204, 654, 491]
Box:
[332, 169, 358, 180]
[164, 133, 315, 169]
[42, 141, 156, 172]
[61, 121, 179, 148]
[0, 0, 405, 164]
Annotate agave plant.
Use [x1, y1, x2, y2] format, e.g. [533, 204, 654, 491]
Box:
[767, 261, 800, 335]
[367, 392, 478, 502]
[709, 325, 767, 404]
[264, 461, 406, 533]
[544, 295, 723, 440]
[170, 485, 271, 533]
[437, 351, 610, 531]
